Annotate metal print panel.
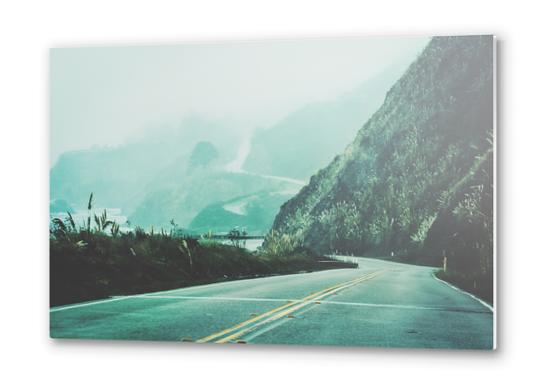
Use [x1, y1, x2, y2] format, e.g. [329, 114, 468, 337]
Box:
[50, 35, 495, 349]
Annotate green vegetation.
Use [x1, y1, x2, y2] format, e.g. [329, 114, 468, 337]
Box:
[273, 36, 493, 299]
[50, 194, 355, 306]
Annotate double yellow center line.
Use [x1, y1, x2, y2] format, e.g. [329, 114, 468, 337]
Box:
[195, 270, 384, 344]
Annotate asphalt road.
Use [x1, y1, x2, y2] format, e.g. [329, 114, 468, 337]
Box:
[50, 257, 494, 349]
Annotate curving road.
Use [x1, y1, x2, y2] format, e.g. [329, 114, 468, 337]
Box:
[50, 257, 494, 349]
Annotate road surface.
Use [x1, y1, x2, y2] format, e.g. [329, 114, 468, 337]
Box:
[50, 257, 494, 349]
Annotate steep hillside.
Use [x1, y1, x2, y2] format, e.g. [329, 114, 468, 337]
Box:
[242, 61, 416, 180]
[272, 36, 493, 297]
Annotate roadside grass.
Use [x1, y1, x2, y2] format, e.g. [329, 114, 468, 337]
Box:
[50, 234, 355, 307]
[50, 196, 356, 306]
[434, 269, 493, 305]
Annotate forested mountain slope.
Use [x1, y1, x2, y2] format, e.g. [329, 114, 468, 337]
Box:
[272, 36, 493, 297]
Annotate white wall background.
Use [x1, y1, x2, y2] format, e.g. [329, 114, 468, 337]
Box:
[0, 1, 539, 383]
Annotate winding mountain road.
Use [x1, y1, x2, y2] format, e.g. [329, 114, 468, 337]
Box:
[50, 257, 494, 349]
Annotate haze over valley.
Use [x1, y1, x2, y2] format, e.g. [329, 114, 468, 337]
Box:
[50, 37, 428, 235]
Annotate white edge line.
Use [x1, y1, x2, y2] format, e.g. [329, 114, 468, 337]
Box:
[116, 295, 488, 314]
[50, 294, 297, 313]
[51, 273, 494, 316]
[134, 295, 297, 303]
[49, 269, 362, 312]
[432, 273, 494, 313]
[50, 294, 143, 313]
[51, 290, 493, 314]
[320, 300, 490, 313]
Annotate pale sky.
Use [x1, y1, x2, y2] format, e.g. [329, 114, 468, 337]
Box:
[50, 36, 430, 163]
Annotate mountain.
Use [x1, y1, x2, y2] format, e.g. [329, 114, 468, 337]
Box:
[50, 115, 240, 213]
[242, 60, 417, 180]
[50, 111, 304, 232]
[272, 36, 493, 293]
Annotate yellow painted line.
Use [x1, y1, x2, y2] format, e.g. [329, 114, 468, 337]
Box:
[215, 271, 383, 344]
[196, 276, 367, 343]
[195, 270, 383, 343]
[195, 300, 300, 343]
[196, 273, 375, 343]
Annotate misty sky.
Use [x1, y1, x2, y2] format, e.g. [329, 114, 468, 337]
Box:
[50, 35, 430, 163]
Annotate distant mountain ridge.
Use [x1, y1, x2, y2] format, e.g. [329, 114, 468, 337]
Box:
[242, 60, 418, 180]
[272, 36, 493, 295]
[50, 116, 240, 214]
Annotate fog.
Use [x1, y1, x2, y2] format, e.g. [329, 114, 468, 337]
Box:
[50, 35, 429, 163]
